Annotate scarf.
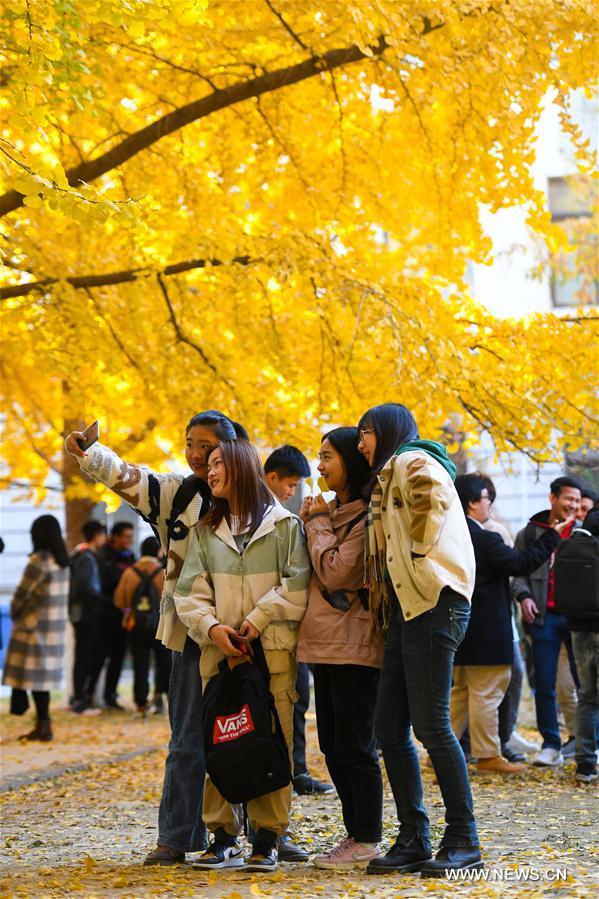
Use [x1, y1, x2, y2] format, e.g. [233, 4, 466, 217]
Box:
[365, 440, 455, 631]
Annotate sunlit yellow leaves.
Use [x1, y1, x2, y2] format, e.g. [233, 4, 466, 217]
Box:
[0, 0, 597, 505]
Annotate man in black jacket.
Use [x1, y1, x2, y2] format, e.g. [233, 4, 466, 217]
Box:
[69, 520, 107, 713]
[450, 475, 571, 774]
[87, 520, 135, 710]
[512, 477, 582, 767]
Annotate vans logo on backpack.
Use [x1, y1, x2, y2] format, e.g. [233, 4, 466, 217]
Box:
[213, 704, 255, 744]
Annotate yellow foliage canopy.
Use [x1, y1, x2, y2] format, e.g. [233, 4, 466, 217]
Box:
[0, 0, 597, 501]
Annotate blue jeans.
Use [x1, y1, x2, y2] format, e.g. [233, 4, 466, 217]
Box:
[375, 588, 478, 850]
[572, 631, 599, 768]
[531, 610, 576, 750]
[157, 637, 207, 852]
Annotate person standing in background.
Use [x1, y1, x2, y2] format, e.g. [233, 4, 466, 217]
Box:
[87, 521, 136, 711]
[114, 536, 171, 716]
[3, 516, 70, 741]
[69, 520, 107, 714]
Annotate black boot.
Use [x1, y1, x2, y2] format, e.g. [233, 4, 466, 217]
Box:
[277, 832, 309, 862]
[366, 838, 432, 875]
[420, 846, 483, 878]
[23, 718, 53, 742]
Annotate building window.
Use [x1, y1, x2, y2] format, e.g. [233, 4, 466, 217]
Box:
[548, 175, 598, 307]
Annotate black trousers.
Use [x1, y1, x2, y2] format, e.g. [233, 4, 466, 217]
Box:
[129, 629, 172, 708]
[292, 662, 310, 777]
[313, 663, 383, 843]
[88, 615, 128, 703]
[72, 621, 96, 702]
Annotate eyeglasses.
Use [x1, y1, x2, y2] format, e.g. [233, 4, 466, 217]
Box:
[358, 428, 374, 442]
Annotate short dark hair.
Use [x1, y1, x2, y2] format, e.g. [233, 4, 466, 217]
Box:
[582, 508, 599, 536]
[111, 520, 134, 537]
[186, 409, 249, 440]
[481, 474, 497, 504]
[550, 476, 582, 498]
[454, 474, 489, 513]
[581, 487, 598, 504]
[264, 445, 311, 479]
[358, 403, 419, 493]
[321, 427, 370, 502]
[141, 536, 161, 557]
[82, 520, 106, 542]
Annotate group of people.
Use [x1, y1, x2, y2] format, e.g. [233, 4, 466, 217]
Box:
[1, 404, 596, 879]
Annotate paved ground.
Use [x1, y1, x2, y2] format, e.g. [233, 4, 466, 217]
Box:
[0, 694, 596, 898]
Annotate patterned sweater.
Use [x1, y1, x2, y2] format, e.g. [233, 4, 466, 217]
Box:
[76, 442, 201, 651]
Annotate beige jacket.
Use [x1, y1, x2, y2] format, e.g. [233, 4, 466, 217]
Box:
[379, 451, 475, 620]
[297, 499, 383, 668]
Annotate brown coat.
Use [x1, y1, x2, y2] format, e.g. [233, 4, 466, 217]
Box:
[297, 498, 383, 669]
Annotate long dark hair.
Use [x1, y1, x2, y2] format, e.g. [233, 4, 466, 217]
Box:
[186, 409, 249, 440]
[322, 427, 370, 502]
[204, 440, 273, 534]
[358, 403, 419, 493]
[31, 515, 68, 568]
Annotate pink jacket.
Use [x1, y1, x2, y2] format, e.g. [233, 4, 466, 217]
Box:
[297, 498, 383, 669]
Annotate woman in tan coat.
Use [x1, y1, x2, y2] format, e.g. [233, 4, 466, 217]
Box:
[297, 427, 383, 870]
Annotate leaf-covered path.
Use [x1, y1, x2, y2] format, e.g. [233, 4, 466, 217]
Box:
[0, 699, 596, 898]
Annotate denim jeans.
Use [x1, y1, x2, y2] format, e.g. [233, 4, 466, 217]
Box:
[375, 588, 478, 850]
[530, 610, 576, 750]
[157, 637, 207, 852]
[572, 631, 599, 768]
[498, 640, 525, 746]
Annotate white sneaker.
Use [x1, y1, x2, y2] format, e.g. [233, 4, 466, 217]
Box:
[506, 731, 540, 754]
[533, 747, 564, 767]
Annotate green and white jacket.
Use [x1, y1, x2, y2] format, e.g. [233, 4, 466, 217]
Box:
[174, 503, 310, 678]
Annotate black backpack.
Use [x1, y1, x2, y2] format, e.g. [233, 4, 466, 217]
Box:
[130, 565, 163, 632]
[553, 530, 599, 619]
[201, 638, 291, 804]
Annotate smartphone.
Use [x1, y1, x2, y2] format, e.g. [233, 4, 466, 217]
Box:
[230, 633, 253, 656]
[77, 420, 100, 451]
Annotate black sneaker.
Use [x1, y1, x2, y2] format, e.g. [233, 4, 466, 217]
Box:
[104, 700, 126, 712]
[366, 838, 432, 875]
[575, 763, 598, 783]
[502, 746, 526, 764]
[277, 832, 309, 863]
[193, 830, 244, 869]
[246, 830, 278, 872]
[293, 773, 334, 795]
[149, 697, 164, 715]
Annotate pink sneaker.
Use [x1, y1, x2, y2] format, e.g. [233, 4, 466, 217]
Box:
[313, 838, 381, 869]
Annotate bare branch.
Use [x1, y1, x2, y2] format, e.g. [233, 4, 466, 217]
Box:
[0, 254, 253, 299]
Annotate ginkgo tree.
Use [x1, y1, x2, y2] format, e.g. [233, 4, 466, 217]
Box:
[0, 0, 597, 544]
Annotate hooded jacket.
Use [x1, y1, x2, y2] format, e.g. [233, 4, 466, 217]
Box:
[297, 498, 383, 668]
[173, 503, 310, 679]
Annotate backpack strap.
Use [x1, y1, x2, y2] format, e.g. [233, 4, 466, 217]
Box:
[152, 475, 211, 565]
[342, 509, 367, 540]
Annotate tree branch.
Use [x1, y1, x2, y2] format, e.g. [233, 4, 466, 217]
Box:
[0, 37, 389, 218]
[156, 274, 235, 390]
[0, 254, 253, 299]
